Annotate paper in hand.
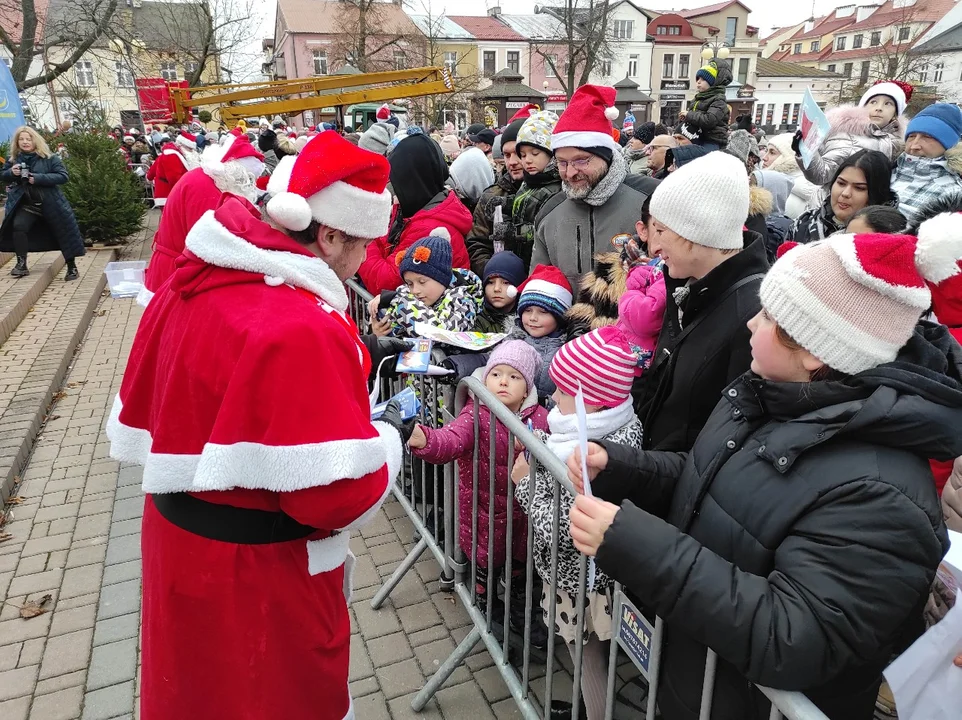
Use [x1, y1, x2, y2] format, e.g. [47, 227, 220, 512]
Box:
[492, 205, 505, 254]
[575, 383, 597, 590]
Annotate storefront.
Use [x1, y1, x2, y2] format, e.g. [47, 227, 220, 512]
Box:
[613, 77, 655, 126]
[471, 69, 547, 127]
[726, 83, 757, 123]
[658, 79, 691, 127]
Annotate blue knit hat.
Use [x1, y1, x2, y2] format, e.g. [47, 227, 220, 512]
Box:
[905, 103, 962, 152]
[483, 251, 527, 291]
[397, 229, 453, 287]
[695, 62, 719, 87]
[516, 264, 573, 320]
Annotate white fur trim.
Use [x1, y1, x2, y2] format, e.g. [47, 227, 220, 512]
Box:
[604, 106, 619, 121]
[108, 395, 399, 493]
[175, 134, 196, 150]
[343, 549, 356, 602]
[859, 82, 907, 116]
[832, 235, 930, 308]
[152, 197, 167, 208]
[916, 212, 962, 284]
[161, 147, 189, 170]
[305, 180, 393, 240]
[267, 191, 313, 232]
[185, 211, 349, 311]
[339, 422, 401, 531]
[551, 129, 621, 155]
[306, 530, 350, 576]
[343, 698, 355, 720]
[430, 226, 451, 242]
[522, 278, 573, 307]
[266, 155, 297, 196]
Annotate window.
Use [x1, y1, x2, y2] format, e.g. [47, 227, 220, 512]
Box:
[754, 103, 764, 125]
[483, 50, 495, 77]
[835, 36, 846, 51]
[794, 43, 802, 54]
[662, 53, 674, 78]
[656, 25, 666, 34]
[853, 34, 863, 49]
[160, 61, 177, 81]
[827, 64, 836, 73]
[444, 51, 458, 78]
[725, 17, 737, 45]
[859, 61, 870, 84]
[507, 50, 519, 73]
[312, 50, 327, 76]
[544, 54, 557, 78]
[811, 40, 820, 52]
[898, 26, 911, 42]
[843, 62, 853, 78]
[75, 60, 95, 87]
[628, 54, 638, 77]
[678, 54, 690, 78]
[115, 61, 134, 88]
[934, 61, 944, 82]
[656, 24, 681, 35]
[612, 19, 634, 39]
[791, 103, 801, 124]
[871, 31, 881, 46]
[184, 61, 199, 80]
[919, 63, 928, 83]
[394, 49, 405, 71]
[737, 57, 749, 84]
[601, 59, 612, 76]
[765, 103, 774, 125]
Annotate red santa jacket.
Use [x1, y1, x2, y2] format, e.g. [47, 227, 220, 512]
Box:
[144, 166, 225, 292]
[145, 143, 189, 206]
[930, 271, 962, 494]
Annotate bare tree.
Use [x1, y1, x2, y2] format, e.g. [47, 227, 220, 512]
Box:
[330, 0, 420, 73]
[0, 0, 119, 91]
[56, 78, 110, 131]
[531, 0, 616, 99]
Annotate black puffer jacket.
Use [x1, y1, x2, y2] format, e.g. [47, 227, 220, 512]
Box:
[682, 61, 733, 148]
[595, 322, 959, 720]
[633, 235, 769, 451]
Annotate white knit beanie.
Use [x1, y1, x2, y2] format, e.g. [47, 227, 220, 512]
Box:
[649, 151, 749, 250]
[761, 215, 962, 375]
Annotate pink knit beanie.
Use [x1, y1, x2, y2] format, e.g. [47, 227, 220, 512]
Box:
[548, 326, 638, 407]
[484, 340, 541, 395]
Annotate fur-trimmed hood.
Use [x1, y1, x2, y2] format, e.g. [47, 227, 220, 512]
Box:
[748, 185, 774, 216]
[946, 142, 962, 176]
[565, 251, 630, 338]
[825, 104, 906, 143]
[764, 133, 801, 175]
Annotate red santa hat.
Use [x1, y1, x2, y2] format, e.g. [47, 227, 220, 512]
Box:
[221, 135, 264, 163]
[508, 103, 540, 123]
[376, 104, 392, 121]
[551, 84, 621, 155]
[265, 131, 392, 239]
[516, 264, 573, 319]
[229, 127, 244, 138]
[175, 131, 197, 149]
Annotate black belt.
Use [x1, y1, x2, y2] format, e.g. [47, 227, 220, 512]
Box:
[151, 492, 319, 545]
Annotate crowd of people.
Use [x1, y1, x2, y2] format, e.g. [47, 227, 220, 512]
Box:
[92, 63, 962, 720]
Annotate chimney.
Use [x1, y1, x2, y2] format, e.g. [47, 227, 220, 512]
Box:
[836, 5, 856, 18]
[488, 6, 502, 17]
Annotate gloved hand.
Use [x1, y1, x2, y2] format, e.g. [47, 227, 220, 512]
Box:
[379, 399, 417, 444]
[436, 358, 460, 385]
[370, 337, 413, 372]
[491, 221, 517, 246]
[626, 264, 657, 292]
[791, 130, 803, 158]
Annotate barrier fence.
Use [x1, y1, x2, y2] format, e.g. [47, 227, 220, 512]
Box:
[344, 276, 831, 720]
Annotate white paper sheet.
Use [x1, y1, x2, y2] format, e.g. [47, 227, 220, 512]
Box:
[943, 529, 962, 586]
[575, 383, 596, 590]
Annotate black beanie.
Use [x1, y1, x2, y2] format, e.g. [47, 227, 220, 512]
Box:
[583, 146, 614, 164]
[500, 119, 526, 146]
[634, 121, 656, 144]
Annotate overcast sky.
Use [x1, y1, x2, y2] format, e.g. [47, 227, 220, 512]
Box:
[255, 0, 848, 50]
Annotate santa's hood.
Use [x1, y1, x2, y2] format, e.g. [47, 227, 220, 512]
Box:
[932, 273, 962, 329]
[824, 104, 906, 141]
[173, 196, 348, 311]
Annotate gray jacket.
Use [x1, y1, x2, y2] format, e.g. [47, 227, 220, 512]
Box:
[531, 153, 659, 290]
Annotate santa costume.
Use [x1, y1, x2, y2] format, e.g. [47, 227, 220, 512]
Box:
[144, 136, 264, 293]
[108, 132, 402, 720]
[145, 141, 190, 208]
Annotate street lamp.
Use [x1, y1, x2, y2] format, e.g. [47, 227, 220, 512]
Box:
[701, 41, 730, 61]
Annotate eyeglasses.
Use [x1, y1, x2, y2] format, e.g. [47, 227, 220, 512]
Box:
[556, 157, 594, 172]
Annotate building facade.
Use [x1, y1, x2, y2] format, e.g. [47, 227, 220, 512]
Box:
[753, 57, 842, 133]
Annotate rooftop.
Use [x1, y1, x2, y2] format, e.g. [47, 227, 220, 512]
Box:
[497, 13, 567, 41]
[913, 0, 962, 49]
[276, 0, 420, 36]
[407, 14, 476, 40]
[840, 0, 956, 33]
[794, 15, 856, 40]
[448, 15, 525, 41]
[755, 57, 841, 78]
[675, 1, 752, 20]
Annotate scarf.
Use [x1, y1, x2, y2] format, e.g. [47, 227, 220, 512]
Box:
[583, 150, 628, 207]
[545, 399, 637, 463]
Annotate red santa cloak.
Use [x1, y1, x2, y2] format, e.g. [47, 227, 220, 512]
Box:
[107, 196, 401, 720]
[145, 143, 189, 207]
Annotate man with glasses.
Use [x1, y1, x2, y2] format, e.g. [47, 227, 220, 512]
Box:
[645, 135, 678, 180]
[531, 85, 659, 289]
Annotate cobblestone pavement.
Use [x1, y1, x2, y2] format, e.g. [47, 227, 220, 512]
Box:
[0, 211, 530, 720]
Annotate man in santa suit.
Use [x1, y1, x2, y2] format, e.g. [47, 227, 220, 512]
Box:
[144, 135, 265, 294]
[107, 132, 412, 720]
[145, 134, 194, 208]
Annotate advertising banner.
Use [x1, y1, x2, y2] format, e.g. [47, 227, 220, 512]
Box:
[0, 61, 26, 145]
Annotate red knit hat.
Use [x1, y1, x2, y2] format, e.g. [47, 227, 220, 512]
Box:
[549, 326, 638, 407]
[221, 135, 264, 163]
[265, 131, 392, 238]
[761, 214, 962, 374]
[376, 104, 392, 121]
[175, 131, 197, 149]
[508, 103, 540, 123]
[551, 85, 621, 154]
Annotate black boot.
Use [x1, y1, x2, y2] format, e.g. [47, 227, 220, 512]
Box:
[10, 256, 29, 278]
[508, 574, 549, 650]
[64, 259, 79, 281]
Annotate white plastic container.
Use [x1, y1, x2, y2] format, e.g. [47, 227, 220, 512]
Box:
[104, 261, 148, 299]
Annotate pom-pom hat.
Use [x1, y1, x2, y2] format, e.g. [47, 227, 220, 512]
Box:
[695, 62, 719, 87]
[376, 104, 392, 121]
[175, 131, 197, 149]
[551, 84, 622, 155]
[517, 110, 560, 154]
[517, 264, 573, 319]
[266, 131, 392, 238]
[221, 135, 265, 163]
[859, 80, 913, 117]
[760, 215, 962, 375]
[483, 251, 527, 300]
[484, 340, 541, 395]
[397, 228, 453, 287]
[549, 326, 638, 407]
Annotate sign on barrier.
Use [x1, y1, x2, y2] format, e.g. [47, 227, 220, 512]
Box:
[616, 593, 656, 678]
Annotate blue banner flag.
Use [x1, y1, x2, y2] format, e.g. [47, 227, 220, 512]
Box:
[0, 61, 26, 146]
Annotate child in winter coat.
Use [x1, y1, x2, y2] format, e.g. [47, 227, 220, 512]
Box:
[513, 326, 644, 720]
[408, 341, 550, 633]
[369, 230, 482, 338]
[676, 60, 732, 149]
[508, 265, 573, 400]
[493, 111, 562, 269]
[475, 251, 527, 334]
[615, 262, 667, 372]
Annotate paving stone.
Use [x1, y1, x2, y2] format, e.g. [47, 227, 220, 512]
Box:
[34, 670, 86, 697]
[73, 514, 111, 542]
[408, 624, 451, 648]
[65, 543, 107, 569]
[366, 631, 413, 668]
[0, 695, 31, 720]
[397, 600, 442, 635]
[0, 613, 52, 645]
[0, 665, 39, 701]
[81, 680, 134, 720]
[436, 680, 497, 720]
[348, 675, 379, 699]
[38, 629, 93, 680]
[20, 534, 72, 558]
[348, 635, 373, 682]
[109, 498, 143, 523]
[376, 657, 424, 701]
[369, 539, 407, 566]
[13, 555, 47, 577]
[351, 555, 379, 590]
[104, 535, 139, 566]
[93, 614, 139, 647]
[29, 684, 84, 720]
[351, 691, 390, 720]
[49, 603, 97, 637]
[100, 562, 139, 587]
[474, 664, 513, 704]
[0, 644, 20, 672]
[60, 565, 103, 600]
[87, 638, 137, 691]
[385, 572, 431, 608]
[97, 580, 139, 620]
[107, 519, 139, 539]
[358, 512, 392, 539]
[387, 692, 444, 720]
[18, 639, 45, 668]
[491, 697, 525, 719]
[413, 637, 472, 689]
[352, 603, 401, 640]
[7, 569, 63, 598]
[431, 590, 472, 630]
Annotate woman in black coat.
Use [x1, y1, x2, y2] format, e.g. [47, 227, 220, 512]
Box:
[1, 126, 84, 280]
[568, 220, 962, 720]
